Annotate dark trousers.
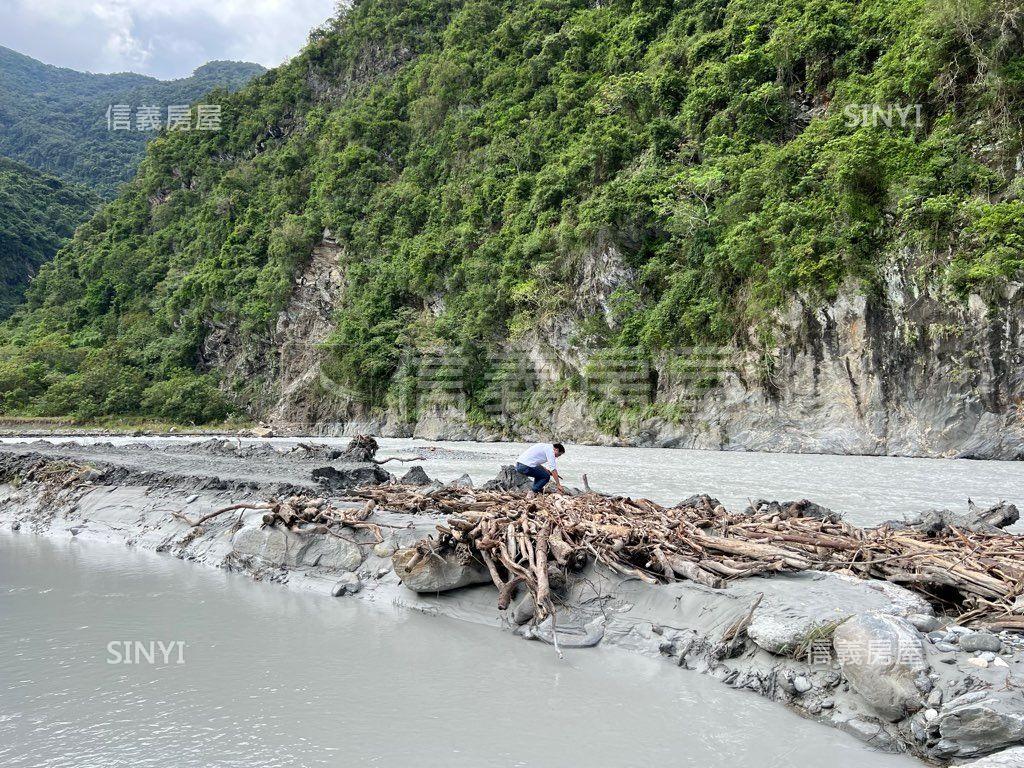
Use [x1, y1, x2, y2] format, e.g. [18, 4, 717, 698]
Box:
[515, 462, 551, 492]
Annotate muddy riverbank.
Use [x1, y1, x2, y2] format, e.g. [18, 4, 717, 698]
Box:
[2, 439, 1023, 765]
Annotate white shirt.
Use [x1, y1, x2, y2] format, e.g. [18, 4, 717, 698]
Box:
[517, 443, 557, 470]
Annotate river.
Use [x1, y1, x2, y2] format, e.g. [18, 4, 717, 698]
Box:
[5, 435, 1020, 528]
[0, 532, 919, 768]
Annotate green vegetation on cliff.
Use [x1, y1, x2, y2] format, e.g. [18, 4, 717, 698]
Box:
[0, 0, 1021, 422]
[0, 158, 98, 319]
[0, 47, 266, 197]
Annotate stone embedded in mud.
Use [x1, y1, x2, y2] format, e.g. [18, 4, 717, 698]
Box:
[745, 571, 930, 656]
[332, 572, 362, 596]
[512, 592, 536, 625]
[391, 547, 491, 593]
[933, 691, 1024, 757]
[520, 616, 606, 648]
[792, 675, 812, 694]
[832, 612, 929, 721]
[399, 466, 431, 485]
[231, 526, 363, 571]
[960, 746, 1024, 767]
[372, 541, 396, 558]
[300, 534, 365, 571]
[959, 632, 1003, 653]
[312, 465, 391, 490]
[849, 575, 934, 617]
[834, 715, 896, 750]
[908, 613, 940, 633]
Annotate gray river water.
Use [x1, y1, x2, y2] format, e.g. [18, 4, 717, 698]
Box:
[0, 533, 918, 768]
[4, 435, 1024, 528]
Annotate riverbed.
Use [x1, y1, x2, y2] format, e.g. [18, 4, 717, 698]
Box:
[4, 435, 1023, 528]
[0, 532, 919, 768]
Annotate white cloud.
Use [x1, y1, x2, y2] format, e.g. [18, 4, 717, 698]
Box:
[0, 0, 339, 78]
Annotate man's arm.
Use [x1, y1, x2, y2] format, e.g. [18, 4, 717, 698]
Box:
[550, 468, 563, 492]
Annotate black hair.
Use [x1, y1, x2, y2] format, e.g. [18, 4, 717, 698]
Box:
[553, 442, 565, 454]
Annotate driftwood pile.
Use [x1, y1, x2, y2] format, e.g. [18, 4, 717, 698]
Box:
[173, 494, 407, 546]
[350, 484, 1024, 631]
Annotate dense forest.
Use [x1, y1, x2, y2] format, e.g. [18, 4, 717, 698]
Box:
[0, 47, 266, 197]
[0, 0, 1021, 424]
[0, 158, 98, 319]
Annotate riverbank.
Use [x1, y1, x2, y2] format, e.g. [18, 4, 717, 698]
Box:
[0, 416, 251, 438]
[1, 438, 1023, 765]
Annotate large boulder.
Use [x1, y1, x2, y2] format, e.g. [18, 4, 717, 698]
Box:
[960, 746, 1024, 767]
[298, 534, 364, 571]
[746, 571, 932, 656]
[970, 500, 1020, 529]
[312, 465, 391, 490]
[481, 465, 533, 492]
[933, 691, 1024, 757]
[338, 434, 379, 462]
[898, 501, 1019, 536]
[231, 526, 363, 571]
[400, 466, 431, 485]
[392, 547, 491, 592]
[832, 612, 929, 721]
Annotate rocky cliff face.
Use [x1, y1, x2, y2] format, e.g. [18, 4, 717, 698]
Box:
[201, 235, 349, 424]
[645, 270, 1024, 459]
[210, 241, 1023, 459]
[543, 255, 1024, 458]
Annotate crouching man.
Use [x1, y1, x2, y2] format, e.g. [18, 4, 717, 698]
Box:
[515, 442, 565, 493]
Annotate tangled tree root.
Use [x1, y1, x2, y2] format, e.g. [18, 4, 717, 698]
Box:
[351, 484, 1024, 631]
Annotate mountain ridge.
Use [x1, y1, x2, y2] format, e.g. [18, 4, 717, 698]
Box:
[0, 157, 98, 319]
[0, 45, 267, 196]
[0, 0, 1022, 455]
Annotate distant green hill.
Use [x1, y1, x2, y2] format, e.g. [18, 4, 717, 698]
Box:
[0, 47, 266, 197]
[0, 158, 97, 318]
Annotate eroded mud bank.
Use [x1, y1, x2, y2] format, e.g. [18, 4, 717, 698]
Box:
[1, 441, 1022, 765]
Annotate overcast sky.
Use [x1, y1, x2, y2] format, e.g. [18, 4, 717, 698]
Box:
[0, 0, 339, 79]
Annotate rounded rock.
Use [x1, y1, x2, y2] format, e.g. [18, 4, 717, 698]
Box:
[332, 572, 362, 596]
[909, 614, 940, 633]
[959, 632, 1003, 654]
[793, 676, 813, 694]
[372, 542, 395, 558]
